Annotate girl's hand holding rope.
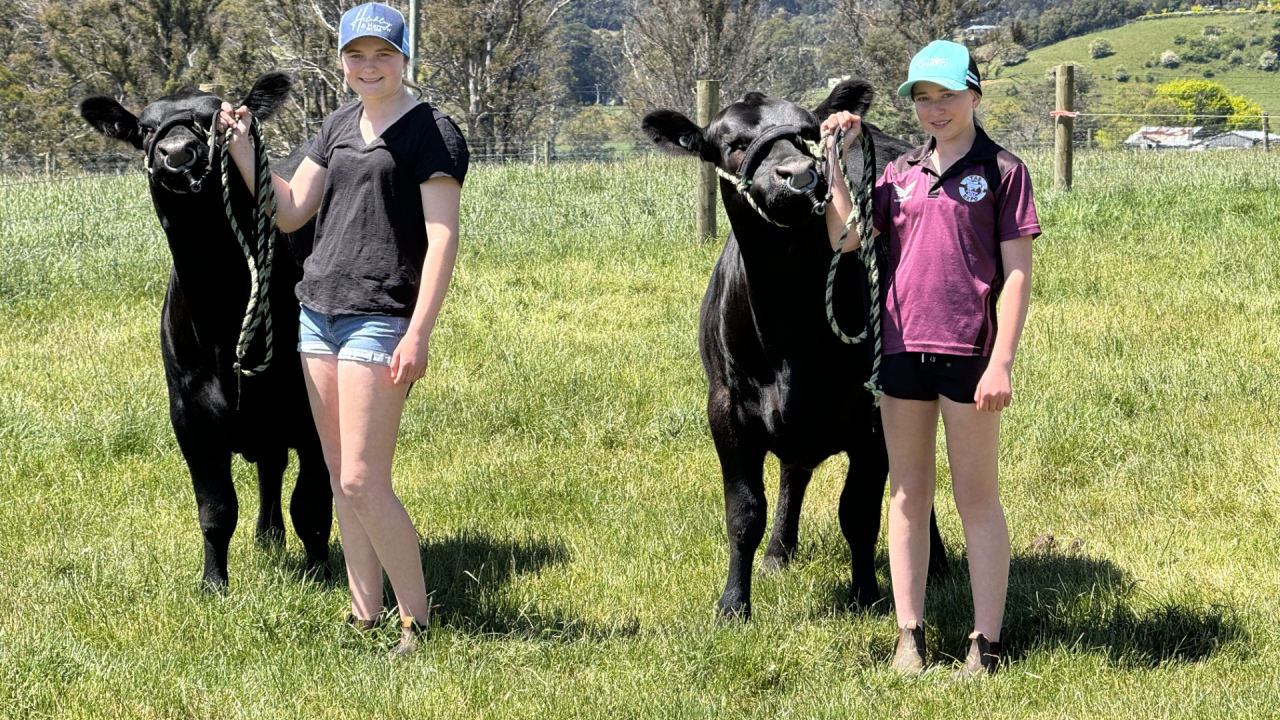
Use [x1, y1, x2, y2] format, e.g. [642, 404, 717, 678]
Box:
[217, 102, 257, 188]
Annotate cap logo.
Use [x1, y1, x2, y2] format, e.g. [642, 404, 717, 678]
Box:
[959, 174, 988, 202]
[349, 5, 395, 34]
[917, 58, 949, 68]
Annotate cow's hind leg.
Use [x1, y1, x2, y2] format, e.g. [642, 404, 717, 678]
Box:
[761, 462, 814, 574]
[290, 434, 333, 580]
[255, 447, 288, 548]
[715, 434, 768, 619]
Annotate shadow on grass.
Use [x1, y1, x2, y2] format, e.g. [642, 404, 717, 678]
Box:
[923, 550, 1245, 668]
[318, 530, 639, 642]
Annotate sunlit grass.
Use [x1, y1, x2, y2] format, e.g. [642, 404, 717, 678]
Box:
[1, 152, 1279, 718]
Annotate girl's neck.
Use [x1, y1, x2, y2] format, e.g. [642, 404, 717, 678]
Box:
[360, 89, 414, 122]
[931, 123, 978, 163]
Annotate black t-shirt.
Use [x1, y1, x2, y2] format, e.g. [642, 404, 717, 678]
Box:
[299, 100, 469, 317]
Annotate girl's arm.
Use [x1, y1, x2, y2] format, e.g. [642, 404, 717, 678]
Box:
[216, 103, 326, 233]
[974, 236, 1033, 412]
[389, 176, 463, 385]
[820, 111, 879, 253]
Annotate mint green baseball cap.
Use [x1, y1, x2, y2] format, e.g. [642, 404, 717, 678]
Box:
[897, 40, 983, 97]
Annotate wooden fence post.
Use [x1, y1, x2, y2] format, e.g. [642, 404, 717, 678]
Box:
[1263, 112, 1271, 153]
[696, 80, 720, 241]
[1054, 63, 1074, 191]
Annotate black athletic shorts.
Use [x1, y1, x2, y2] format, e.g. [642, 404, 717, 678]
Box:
[879, 352, 990, 404]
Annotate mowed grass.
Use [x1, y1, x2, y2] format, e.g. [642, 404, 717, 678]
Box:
[1, 151, 1279, 718]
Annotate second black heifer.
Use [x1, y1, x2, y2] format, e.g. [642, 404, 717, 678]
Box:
[642, 79, 951, 617]
[80, 74, 331, 590]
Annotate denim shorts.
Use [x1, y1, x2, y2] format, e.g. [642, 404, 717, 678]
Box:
[879, 352, 990, 404]
[297, 304, 408, 367]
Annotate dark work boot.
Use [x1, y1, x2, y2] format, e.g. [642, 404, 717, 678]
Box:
[953, 631, 1002, 679]
[890, 621, 927, 675]
[345, 613, 378, 633]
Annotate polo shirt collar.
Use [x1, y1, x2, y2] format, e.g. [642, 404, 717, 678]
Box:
[903, 125, 1000, 191]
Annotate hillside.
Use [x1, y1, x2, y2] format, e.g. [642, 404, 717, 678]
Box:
[995, 13, 1280, 116]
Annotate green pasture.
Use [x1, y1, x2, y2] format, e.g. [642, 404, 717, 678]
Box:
[1, 151, 1279, 718]
[997, 13, 1280, 116]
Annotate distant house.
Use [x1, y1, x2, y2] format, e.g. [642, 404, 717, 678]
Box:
[958, 25, 998, 43]
[1123, 126, 1206, 150]
[1197, 130, 1280, 150]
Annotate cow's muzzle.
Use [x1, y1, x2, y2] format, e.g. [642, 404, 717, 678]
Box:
[145, 111, 218, 194]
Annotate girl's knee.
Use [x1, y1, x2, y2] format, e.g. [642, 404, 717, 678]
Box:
[889, 480, 935, 519]
[337, 471, 393, 510]
[952, 481, 1003, 525]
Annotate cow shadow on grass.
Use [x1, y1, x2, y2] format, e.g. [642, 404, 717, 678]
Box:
[817, 544, 1246, 668]
[315, 530, 639, 642]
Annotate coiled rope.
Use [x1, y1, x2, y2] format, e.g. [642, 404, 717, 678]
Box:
[820, 127, 884, 404]
[218, 119, 277, 377]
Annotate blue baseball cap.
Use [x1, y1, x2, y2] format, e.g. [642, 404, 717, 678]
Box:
[897, 40, 982, 97]
[339, 2, 411, 57]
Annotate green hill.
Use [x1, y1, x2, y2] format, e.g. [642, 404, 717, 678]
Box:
[994, 12, 1280, 117]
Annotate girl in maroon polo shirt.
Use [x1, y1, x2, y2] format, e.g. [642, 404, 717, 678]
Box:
[823, 40, 1041, 678]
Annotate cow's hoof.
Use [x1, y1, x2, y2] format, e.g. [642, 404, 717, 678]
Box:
[302, 559, 332, 583]
[716, 595, 751, 621]
[255, 526, 286, 550]
[846, 583, 882, 612]
[760, 548, 793, 575]
[200, 574, 230, 595]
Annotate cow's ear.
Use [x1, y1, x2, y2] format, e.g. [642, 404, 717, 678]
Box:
[814, 78, 874, 120]
[641, 109, 719, 164]
[240, 72, 293, 121]
[79, 96, 144, 149]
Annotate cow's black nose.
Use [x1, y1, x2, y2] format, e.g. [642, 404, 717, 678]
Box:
[157, 139, 197, 171]
[775, 157, 818, 193]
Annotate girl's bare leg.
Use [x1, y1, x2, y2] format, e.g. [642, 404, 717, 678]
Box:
[882, 395, 941, 628]
[940, 397, 1008, 641]
[334, 359, 429, 623]
[301, 354, 383, 620]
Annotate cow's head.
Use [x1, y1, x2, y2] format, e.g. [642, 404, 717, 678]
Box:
[642, 79, 875, 229]
[80, 73, 293, 195]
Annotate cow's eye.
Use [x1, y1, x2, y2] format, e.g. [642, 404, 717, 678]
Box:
[728, 139, 749, 152]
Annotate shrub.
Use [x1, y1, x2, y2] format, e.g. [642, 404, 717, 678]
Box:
[1000, 44, 1028, 66]
[1146, 73, 1155, 82]
[1115, 65, 1130, 81]
[1161, 50, 1181, 67]
[1261, 50, 1280, 70]
[1224, 34, 1246, 49]
[1145, 60, 1153, 67]
[1173, 34, 1187, 44]
[1203, 25, 1221, 36]
[1203, 69, 1215, 77]
[1229, 49, 1245, 64]
[1090, 38, 1114, 58]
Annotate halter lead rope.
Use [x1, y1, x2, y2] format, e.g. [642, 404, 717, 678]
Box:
[822, 127, 884, 404]
[218, 118, 277, 378]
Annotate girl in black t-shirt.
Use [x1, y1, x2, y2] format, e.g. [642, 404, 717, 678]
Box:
[217, 1, 468, 658]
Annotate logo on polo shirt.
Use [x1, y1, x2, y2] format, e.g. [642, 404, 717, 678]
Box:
[959, 174, 988, 202]
[893, 180, 917, 202]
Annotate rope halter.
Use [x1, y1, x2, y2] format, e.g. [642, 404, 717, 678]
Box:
[143, 110, 219, 194]
[713, 124, 831, 227]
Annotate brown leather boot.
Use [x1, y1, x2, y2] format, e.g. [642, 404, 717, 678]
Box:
[345, 613, 378, 632]
[890, 621, 927, 675]
[953, 631, 1002, 679]
[387, 615, 428, 659]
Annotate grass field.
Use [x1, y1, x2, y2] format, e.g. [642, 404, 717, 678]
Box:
[997, 13, 1280, 116]
[2, 151, 1280, 718]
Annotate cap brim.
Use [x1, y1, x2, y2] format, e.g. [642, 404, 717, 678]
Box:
[340, 34, 409, 56]
[896, 77, 970, 97]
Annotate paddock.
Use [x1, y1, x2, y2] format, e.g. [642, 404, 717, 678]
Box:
[1, 150, 1278, 718]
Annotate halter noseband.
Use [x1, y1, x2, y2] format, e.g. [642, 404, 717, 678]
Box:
[715, 123, 831, 227]
[143, 110, 219, 193]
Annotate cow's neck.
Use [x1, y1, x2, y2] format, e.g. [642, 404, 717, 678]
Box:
[152, 182, 255, 332]
[730, 210, 834, 360]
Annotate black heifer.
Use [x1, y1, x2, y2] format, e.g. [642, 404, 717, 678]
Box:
[80, 74, 331, 590]
[643, 80, 950, 617]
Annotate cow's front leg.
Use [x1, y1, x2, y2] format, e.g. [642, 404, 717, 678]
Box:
[176, 431, 237, 591]
[840, 442, 887, 610]
[290, 432, 333, 580]
[255, 447, 288, 548]
[715, 432, 768, 620]
[761, 461, 814, 574]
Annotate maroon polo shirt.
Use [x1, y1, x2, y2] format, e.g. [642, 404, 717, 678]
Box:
[871, 127, 1041, 357]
